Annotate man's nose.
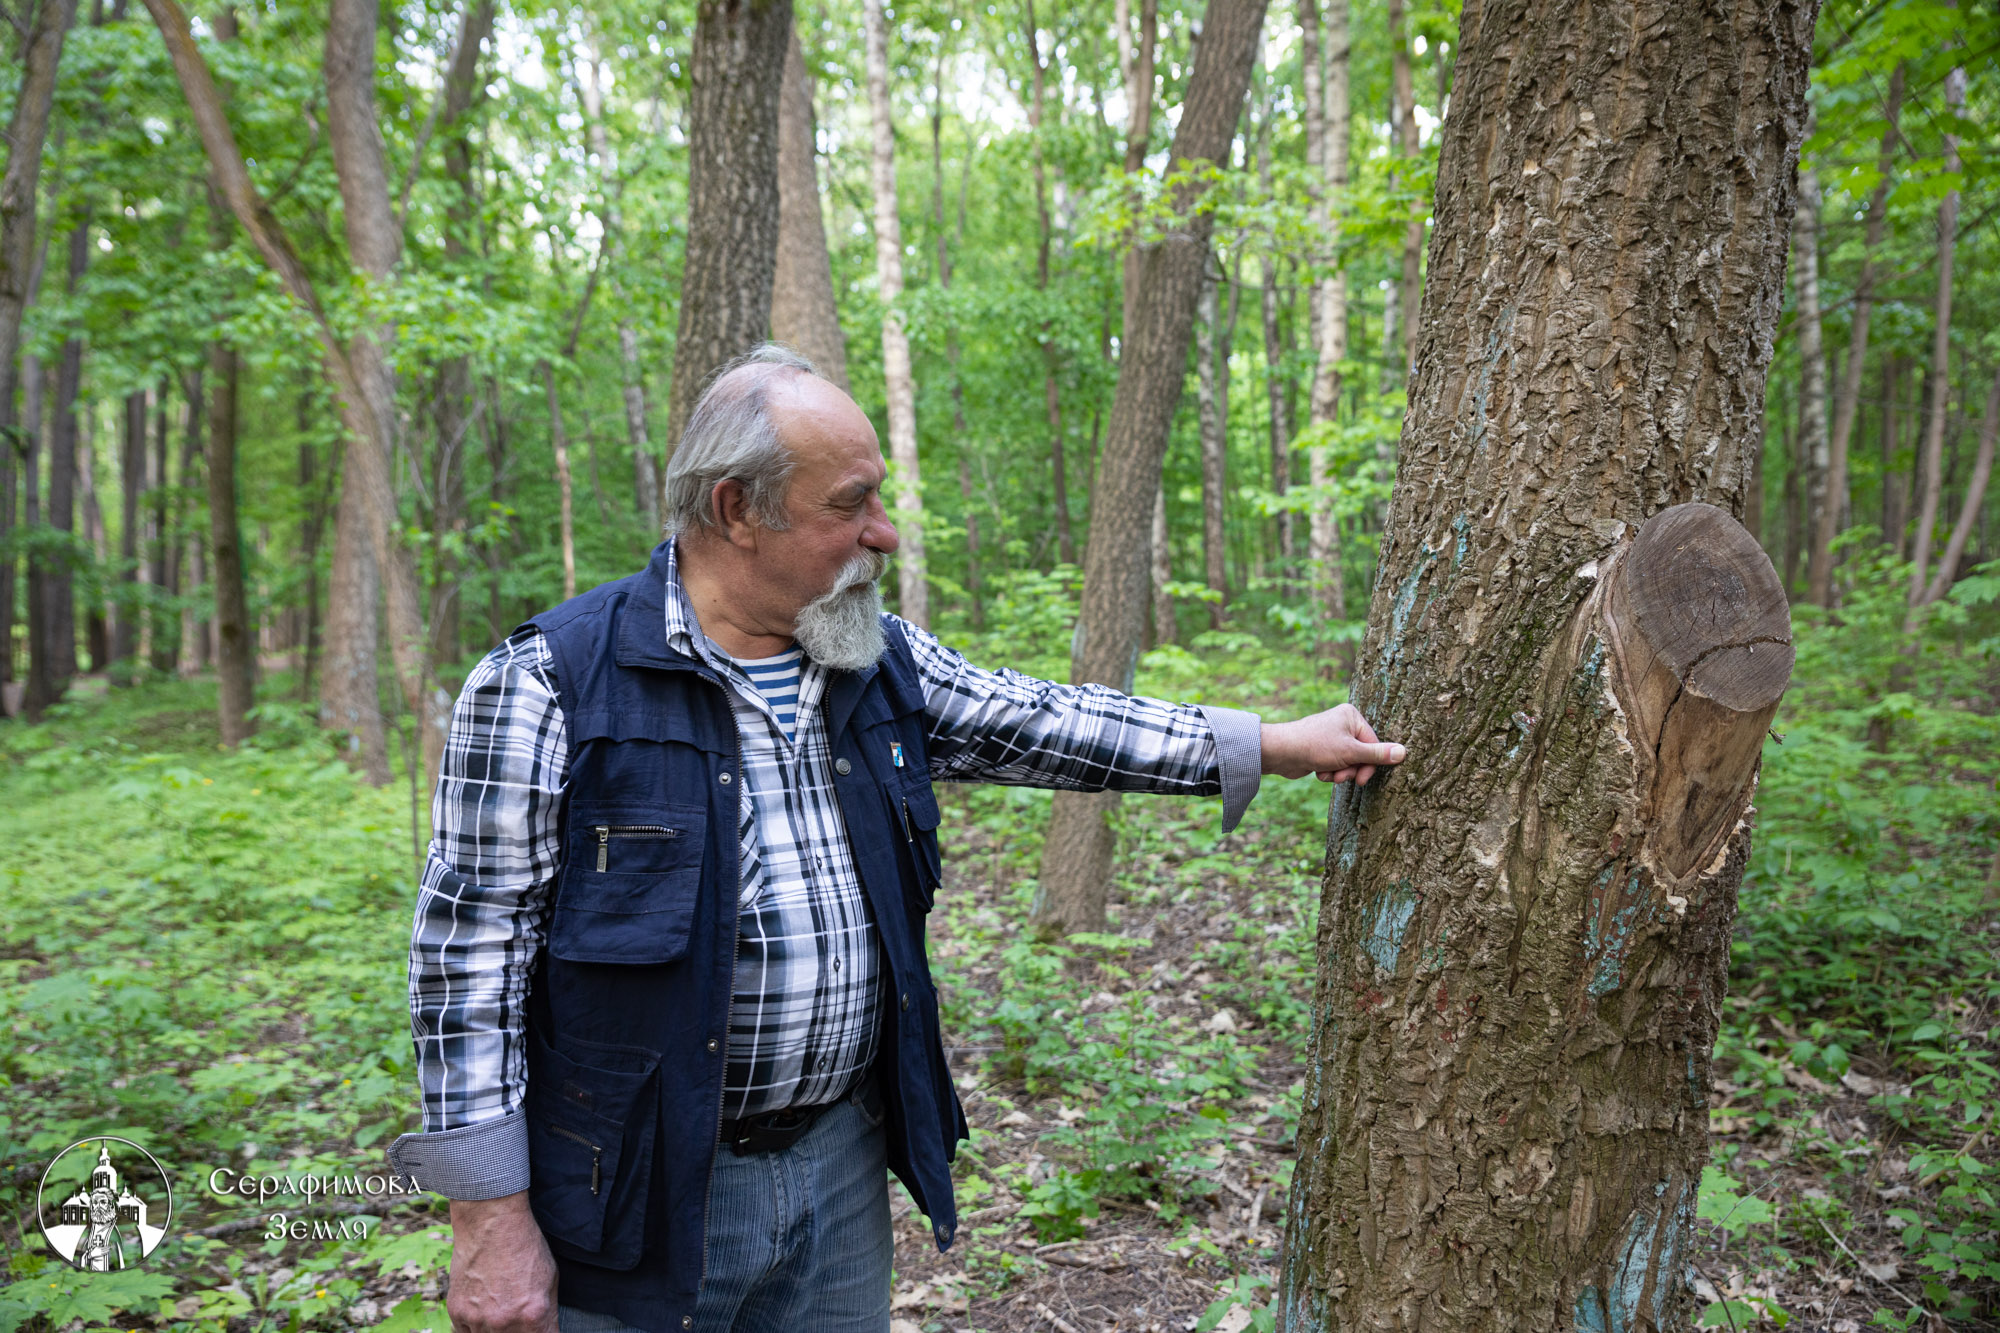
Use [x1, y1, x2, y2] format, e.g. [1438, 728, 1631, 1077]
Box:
[865, 496, 900, 555]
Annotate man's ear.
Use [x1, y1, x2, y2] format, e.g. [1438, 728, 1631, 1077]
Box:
[711, 479, 761, 551]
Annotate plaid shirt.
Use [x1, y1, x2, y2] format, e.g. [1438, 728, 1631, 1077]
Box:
[389, 542, 1264, 1199]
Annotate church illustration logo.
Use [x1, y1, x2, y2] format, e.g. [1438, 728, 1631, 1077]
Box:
[37, 1137, 173, 1270]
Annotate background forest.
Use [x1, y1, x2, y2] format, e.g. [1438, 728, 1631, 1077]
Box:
[0, 0, 1998, 1329]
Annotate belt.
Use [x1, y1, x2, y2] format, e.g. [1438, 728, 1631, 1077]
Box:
[719, 1073, 882, 1157]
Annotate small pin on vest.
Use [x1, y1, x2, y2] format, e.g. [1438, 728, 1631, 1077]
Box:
[891, 741, 904, 768]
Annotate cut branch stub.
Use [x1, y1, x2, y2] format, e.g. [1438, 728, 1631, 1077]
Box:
[1604, 503, 1792, 882]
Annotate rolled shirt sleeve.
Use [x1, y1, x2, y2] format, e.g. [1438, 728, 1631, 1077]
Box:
[898, 618, 1264, 831]
[386, 630, 568, 1199]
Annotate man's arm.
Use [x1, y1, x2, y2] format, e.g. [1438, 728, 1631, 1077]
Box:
[384, 630, 566, 1333]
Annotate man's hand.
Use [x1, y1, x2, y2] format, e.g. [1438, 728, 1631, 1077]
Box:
[447, 1193, 559, 1333]
[1261, 703, 1407, 785]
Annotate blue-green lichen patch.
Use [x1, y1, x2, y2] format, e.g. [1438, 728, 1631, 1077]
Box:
[1573, 1192, 1689, 1333]
[1583, 867, 1652, 997]
[1361, 880, 1420, 973]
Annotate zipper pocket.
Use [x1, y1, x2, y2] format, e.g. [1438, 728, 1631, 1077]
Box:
[594, 824, 682, 872]
[548, 1124, 603, 1195]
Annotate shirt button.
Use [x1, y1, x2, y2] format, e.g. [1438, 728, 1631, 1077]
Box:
[719, 771, 733, 785]
[706, 1039, 719, 1053]
[683, 1319, 694, 1331]
[834, 758, 851, 776]
[832, 956, 842, 972]
[817, 1057, 829, 1072]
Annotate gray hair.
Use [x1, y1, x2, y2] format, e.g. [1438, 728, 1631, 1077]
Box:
[662, 343, 825, 535]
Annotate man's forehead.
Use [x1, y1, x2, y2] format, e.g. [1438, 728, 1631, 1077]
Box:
[770, 378, 884, 480]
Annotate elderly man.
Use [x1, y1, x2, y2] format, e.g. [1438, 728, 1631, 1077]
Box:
[387, 346, 1404, 1333]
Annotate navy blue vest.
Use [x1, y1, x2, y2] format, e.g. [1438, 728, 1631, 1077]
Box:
[520, 544, 966, 1331]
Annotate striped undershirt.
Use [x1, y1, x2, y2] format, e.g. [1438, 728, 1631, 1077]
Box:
[730, 645, 804, 742]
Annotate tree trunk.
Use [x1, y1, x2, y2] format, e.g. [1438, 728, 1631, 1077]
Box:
[149, 379, 180, 673]
[1198, 260, 1229, 628]
[1813, 63, 1899, 607]
[77, 400, 108, 671]
[1305, 0, 1350, 624]
[0, 0, 76, 696]
[1907, 66, 1963, 619]
[1031, 0, 1268, 937]
[662, 0, 791, 458]
[209, 344, 254, 742]
[28, 213, 85, 712]
[1150, 477, 1174, 647]
[1257, 123, 1293, 572]
[863, 0, 926, 627]
[114, 389, 144, 672]
[1389, 0, 1421, 382]
[1790, 154, 1828, 609]
[1881, 353, 1906, 549]
[1919, 365, 1997, 606]
[542, 360, 578, 600]
[1277, 0, 1814, 1325]
[1026, 2, 1074, 569]
[931, 45, 979, 622]
[1117, 0, 1159, 336]
[771, 23, 849, 392]
[431, 0, 493, 666]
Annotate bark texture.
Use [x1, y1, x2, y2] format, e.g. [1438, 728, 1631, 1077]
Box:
[663, 0, 791, 456]
[0, 0, 76, 693]
[771, 25, 849, 391]
[1030, 0, 1268, 936]
[864, 0, 926, 627]
[1277, 0, 1816, 1326]
[1305, 0, 1351, 623]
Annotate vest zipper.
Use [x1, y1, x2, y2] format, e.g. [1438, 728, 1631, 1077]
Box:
[547, 1124, 602, 1195]
[699, 691, 747, 1294]
[593, 824, 682, 872]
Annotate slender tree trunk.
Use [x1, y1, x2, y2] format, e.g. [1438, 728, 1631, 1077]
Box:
[1813, 64, 1900, 607]
[1278, 0, 1814, 1325]
[662, 0, 792, 458]
[298, 414, 324, 700]
[77, 402, 108, 670]
[28, 213, 86, 712]
[150, 379, 180, 673]
[1881, 353, 1906, 548]
[863, 0, 926, 626]
[1305, 0, 1351, 624]
[930, 46, 980, 622]
[1389, 0, 1421, 381]
[113, 389, 144, 672]
[1791, 154, 1828, 609]
[1257, 121, 1294, 571]
[541, 361, 578, 599]
[208, 344, 254, 742]
[1920, 365, 1998, 605]
[1032, 0, 1268, 937]
[0, 0, 76, 696]
[1025, 2, 1074, 568]
[1150, 478, 1174, 646]
[1908, 66, 1964, 619]
[1117, 0, 1159, 335]
[1198, 260, 1229, 627]
[771, 23, 849, 392]
[19, 355, 42, 707]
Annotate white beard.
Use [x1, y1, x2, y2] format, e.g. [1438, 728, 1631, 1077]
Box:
[793, 553, 889, 670]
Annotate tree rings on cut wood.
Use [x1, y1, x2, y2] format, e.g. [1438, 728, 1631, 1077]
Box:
[1604, 504, 1793, 881]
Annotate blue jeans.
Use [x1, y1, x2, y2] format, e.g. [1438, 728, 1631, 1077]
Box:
[557, 1085, 892, 1333]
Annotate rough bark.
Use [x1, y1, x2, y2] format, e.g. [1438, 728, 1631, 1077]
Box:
[1907, 66, 1964, 619]
[1031, 0, 1268, 937]
[1198, 260, 1229, 628]
[1277, 0, 1816, 1326]
[1812, 64, 1899, 608]
[662, 0, 791, 457]
[1790, 156, 1828, 607]
[770, 24, 849, 392]
[863, 0, 926, 627]
[0, 0, 76, 693]
[1919, 366, 1997, 606]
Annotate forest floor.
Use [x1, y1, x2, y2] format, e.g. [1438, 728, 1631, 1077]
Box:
[2, 593, 1997, 1333]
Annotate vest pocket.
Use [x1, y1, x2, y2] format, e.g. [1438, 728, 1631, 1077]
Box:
[526, 1026, 661, 1271]
[550, 803, 706, 964]
[892, 778, 944, 911]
